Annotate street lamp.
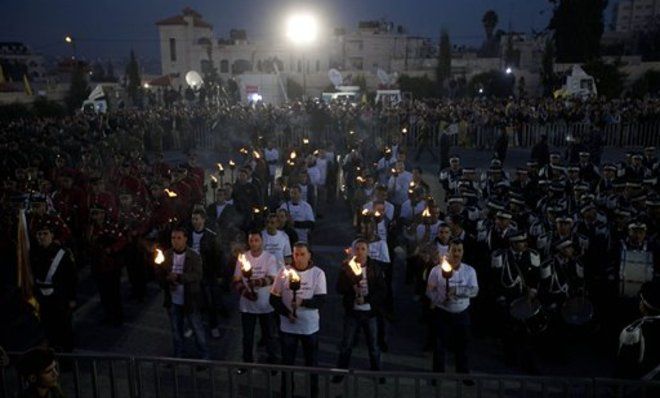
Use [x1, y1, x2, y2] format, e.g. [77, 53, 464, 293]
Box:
[505, 67, 513, 75]
[286, 13, 318, 99]
[64, 35, 76, 59]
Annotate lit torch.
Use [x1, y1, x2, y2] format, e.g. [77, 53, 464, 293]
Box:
[210, 175, 218, 189]
[217, 163, 225, 185]
[440, 256, 454, 300]
[154, 248, 165, 266]
[164, 188, 178, 198]
[285, 269, 301, 316]
[252, 150, 261, 159]
[238, 253, 254, 293]
[290, 151, 297, 161]
[302, 138, 309, 145]
[228, 160, 236, 182]
[348, 256, 363, 283]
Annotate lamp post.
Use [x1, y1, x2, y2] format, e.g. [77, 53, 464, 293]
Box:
[286, 13, 318, 100]
[64, 35, 76, 60]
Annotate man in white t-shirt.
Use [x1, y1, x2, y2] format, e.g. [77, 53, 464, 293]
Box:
[270, 242, 326, 397]
[426, 238, 478, 377]
[264, 140, 279, 191]
[387, 161, 413, 207]
[232, 230, 279, 369]
[261, 213, 292, 269]
[279, 185, 315, 243]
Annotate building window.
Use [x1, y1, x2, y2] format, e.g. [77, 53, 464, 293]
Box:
[169, 38, 177, 62]
[220, 60, 229, 73]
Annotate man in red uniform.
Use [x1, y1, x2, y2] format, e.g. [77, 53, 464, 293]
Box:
[85, 177, 119, 221]
[118, 191, 151, 301]
[28, 195, 72, 245]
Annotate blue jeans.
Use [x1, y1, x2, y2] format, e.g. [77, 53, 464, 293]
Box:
[168, 304, 210, 360]
[280, 332, 319, 398]
[337, 310, 381, 370]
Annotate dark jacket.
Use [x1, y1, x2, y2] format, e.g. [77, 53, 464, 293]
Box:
[336, 258, 387, 315]
[30, 243, 76, 303]
[188, 228, 223, 280]
[156, 248, 203, 313]
[205, 202, 242, 232]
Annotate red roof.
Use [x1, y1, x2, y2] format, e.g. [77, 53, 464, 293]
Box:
[156, 7, 212, 29]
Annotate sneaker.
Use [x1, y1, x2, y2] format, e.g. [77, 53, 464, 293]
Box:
[184, 329, 193, 338]
[211, 328, 221, 338]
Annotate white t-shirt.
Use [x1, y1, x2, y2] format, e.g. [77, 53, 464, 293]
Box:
[387, 171, 413, 205]
[233, 251, 278, 314]
[171, 252, 186, 305]
[307, 166, 321, 187]
[272, 266, 327, 335]
[427, 262, 478, 313]
[261, 229, 292, 269]
[363, 201, 395, 222]
[399, 199, 427, 222]
[279, 201, 315, 243]
[352, 239, 391, 264]
[264, 147, 279, 176]
[316, 157, 328, 185]
[191, 231, 203, 254]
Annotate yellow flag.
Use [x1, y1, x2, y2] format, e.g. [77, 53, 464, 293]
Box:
[23, 74, 33, 96]
[17, 208, 39, 317]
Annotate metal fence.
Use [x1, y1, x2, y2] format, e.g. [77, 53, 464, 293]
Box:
[2, 353, 659, 398]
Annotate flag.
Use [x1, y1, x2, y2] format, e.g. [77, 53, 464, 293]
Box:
[23, 74, 33, 96]
[17, 209, 39, 316]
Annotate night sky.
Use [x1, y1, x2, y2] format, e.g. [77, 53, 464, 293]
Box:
[1, 0, 600, 70]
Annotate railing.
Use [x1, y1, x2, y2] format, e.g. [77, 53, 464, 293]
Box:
[2, 353, 659, 398]
[163, 118, 660, 152]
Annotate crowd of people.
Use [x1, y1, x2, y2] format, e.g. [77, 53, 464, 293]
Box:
[2, 96, 660, 396]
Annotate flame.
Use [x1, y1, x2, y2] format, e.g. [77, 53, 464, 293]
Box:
[253, 150, 261, 159]
[385, 147, 392, 154]
[303, 138, 309, 145]
[238, 254, 252, 272]
[402, 128, 408, 134]
[253, 207, 261, 214]
[391, 167, 397, 174]
[356, 176, 365, 183]
[284, 268, 300, 282]
[374, 210, 382, 218]
[422, 207, 431, 217]
[154, 248, 165, 265]
[313, 150, 319, 156]
[164, 188, 178, 198]
[409, 181, 416, 188]
[441, 256, 452, 273]
[361, 209, 370, 216]
[228, 160, 236, 168]
[210, 175, 218, 183]
[240, 147, 249, 155]
[408, 189, 414, 194]
[290, 151, 297, 160]
[349, 130, 355, 135]
[217, 163, 224, 172]
[348, 256, 362, 276]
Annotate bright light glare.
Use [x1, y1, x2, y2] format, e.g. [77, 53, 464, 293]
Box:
[64, 36, 73, 43]
[248, 93, 263, 102]
[286, 13, 318, 45]
[505, 67, 513, 74]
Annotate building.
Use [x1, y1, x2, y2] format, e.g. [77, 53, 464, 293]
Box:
[0, 42, 47, 82]
[615, 0, 660, 33]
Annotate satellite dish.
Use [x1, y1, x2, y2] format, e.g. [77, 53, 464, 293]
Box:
[328, 68, 343, 88]
[185, 70, 203, 88]
[377, 68, 390, 85]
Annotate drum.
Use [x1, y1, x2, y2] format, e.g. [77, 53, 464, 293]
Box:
[509, 297, 548, 335]
[561, 297, 594, 326]
[620, 249, 654, 298]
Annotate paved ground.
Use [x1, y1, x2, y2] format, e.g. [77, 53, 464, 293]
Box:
[69, 144, 639, 381]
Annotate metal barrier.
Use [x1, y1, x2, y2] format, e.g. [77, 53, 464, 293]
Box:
[2, 353, 659, 398]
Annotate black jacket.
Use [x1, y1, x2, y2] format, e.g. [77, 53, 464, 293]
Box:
[155, 248, 203, 313]
[336, 258, 387, 315]
[188, 228, 223, 280]
[30, 243, 76, 303]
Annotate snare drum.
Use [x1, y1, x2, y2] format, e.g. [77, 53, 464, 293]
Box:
[509, 297, 549, 335]
[561, 297, 594, 326]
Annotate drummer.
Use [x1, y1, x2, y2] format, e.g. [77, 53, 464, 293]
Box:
[491, 230, 543, 372]
[616, 281, 660, 379]
[539, 238, 586, 315]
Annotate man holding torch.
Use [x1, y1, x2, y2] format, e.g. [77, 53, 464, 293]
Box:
[270, 242, 327, 398]
[232, 230, 279, 369]
[334, 239, 387, 382]
[426, 238, 478, 380]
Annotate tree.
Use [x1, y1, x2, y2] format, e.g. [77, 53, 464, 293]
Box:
[548, 0, 608, 63]
[436, 29, 452, 95]
[106, 60, 117, 82]
[125, 50, 142, 105]
[582, 58, 627, 99]
[541, 38, 558, 96]
[630, 69, 660, 98]
[286, 78, 304, 100]
[468, 70, 514, 98]
[398, 74, 437, 99]
[482, 10, 499, 40]
[65, 62, 90, 113]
